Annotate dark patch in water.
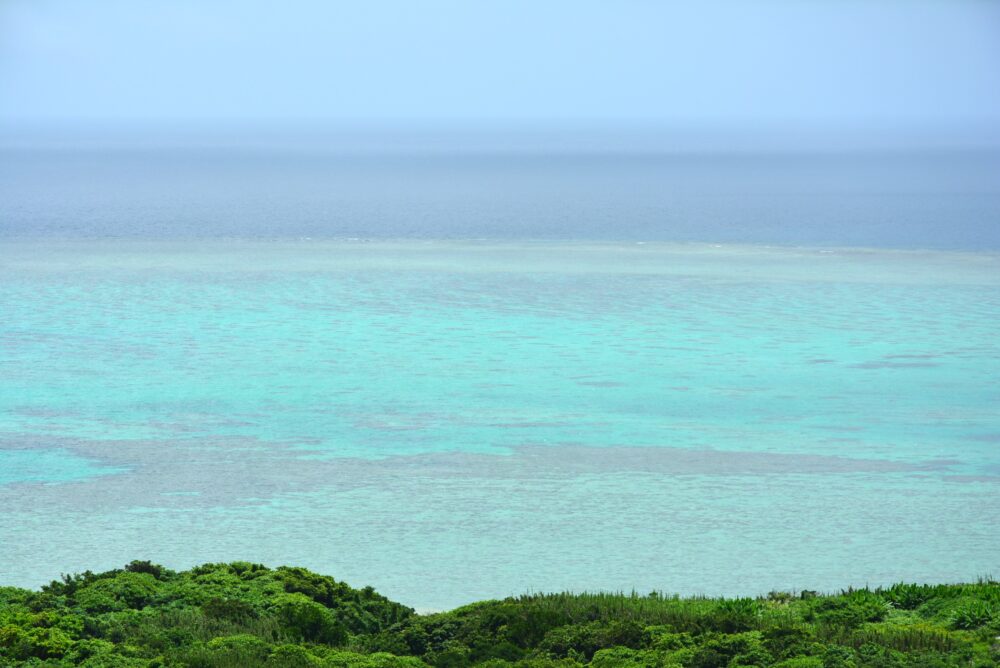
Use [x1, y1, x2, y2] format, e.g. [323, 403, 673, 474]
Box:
[0, 437, 960, 513]
[942, 475, 1000, 484]
[847, 361, 940, 369]
[809, 425, 866, 432]
[966, 433, 1000, 443]
[489, 422, 575, 429]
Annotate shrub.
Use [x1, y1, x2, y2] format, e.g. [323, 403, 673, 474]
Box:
[124, 561, 169, 580]
[643, 627, 694, 652]
[75, 573, 160, 613]
[687, 632, 770, 668]
[811, 591, 888, 628]
[880, 584, 933, 611]
[537, 620, 644, 660]
[274, 593, 347, 645]
[206, 633, 271, 659]
[324, 651, 429, 667]
[950, 601, 994, 630]
[0, 624, 74, 660]
[709, 598, 761, 633]
[203, 596, 259, 622]
[423, 639, 471, 668]
[268, 643, 324, 667]
[855, 642, 905, 667]
[819, 645, 856, 668]
[590, 647, 673, 667]
[762, 623, 816, 659]
[773, 658, 824, 668]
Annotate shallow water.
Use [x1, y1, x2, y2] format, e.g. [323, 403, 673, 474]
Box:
[1, 240, 998, 608]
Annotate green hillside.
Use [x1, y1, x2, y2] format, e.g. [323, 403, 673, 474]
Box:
[1, 562, 998, 667]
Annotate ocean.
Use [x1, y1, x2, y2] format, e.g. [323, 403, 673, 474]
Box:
[1, 137, 999, 609]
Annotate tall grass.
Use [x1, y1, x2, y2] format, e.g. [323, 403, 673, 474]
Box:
[506, 591, 718, 629]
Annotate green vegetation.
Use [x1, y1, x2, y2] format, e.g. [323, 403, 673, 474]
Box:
[2, 562, 999, 667]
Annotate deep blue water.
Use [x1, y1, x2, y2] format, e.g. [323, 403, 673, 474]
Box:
[2, 146, 999, 248]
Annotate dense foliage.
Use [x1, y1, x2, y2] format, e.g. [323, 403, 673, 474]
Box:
[1, 562, 998, 667]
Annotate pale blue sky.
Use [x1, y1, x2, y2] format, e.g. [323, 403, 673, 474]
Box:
[2, 0, 999, 127]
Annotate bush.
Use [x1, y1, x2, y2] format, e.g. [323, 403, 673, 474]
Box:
[710, 598, 761, 633]
[819, 645, 856, 668]
[590, 647, 673, 667]
[75, 573, 160, 613]
[268, 643, 324, 667]
[881, 584, 933, 611]
[203, 596, 259, 622]
[274, 593, 347, 645]
[687, 632, 771, 668]
[205, 633, 271, 661]
[811, 591, 888, 628]
[773, 658, 824, 668]
[324, 651, 429, 667]
[643, 628, 694, 652]
[950, 601, 994, 630]
[0, 624, 74, 660]
[537, 620, 644, 660]
[124, 561, 169, 580]
[762, 623, 816, 659]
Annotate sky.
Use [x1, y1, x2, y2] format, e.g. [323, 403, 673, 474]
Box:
[1, 0, 999, 130]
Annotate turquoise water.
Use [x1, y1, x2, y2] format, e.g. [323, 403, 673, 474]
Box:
[1, 240, 999, 608]
[0, 448, 125, 485]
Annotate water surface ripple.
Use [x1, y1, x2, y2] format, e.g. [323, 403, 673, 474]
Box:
[1, 241, 998, 608]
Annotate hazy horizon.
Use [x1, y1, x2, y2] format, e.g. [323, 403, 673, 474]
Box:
[4, 119, 1000, 154]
